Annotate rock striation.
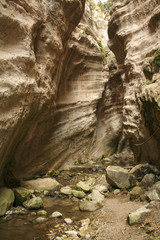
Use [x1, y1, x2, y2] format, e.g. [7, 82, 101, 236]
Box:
[0, 0, 109, 185]
[0, 0, 85, 186]
[108, 0, 160, 166]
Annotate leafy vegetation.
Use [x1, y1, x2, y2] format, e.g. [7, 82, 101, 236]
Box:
[150, 49, 160, 68]
[143, 80, 152, 85]
[97, 0, 114, 13]
[97, 40, 107, 60]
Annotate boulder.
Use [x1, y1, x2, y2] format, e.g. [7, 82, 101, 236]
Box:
[21, 178, 61, 190]
[23, 197, 43, 209]
[72, 190, 86, 199]
[147, 181, 160, 201]
[14, 187, 31, 205]
[128, 206, 151, 225]
[106, 166, 136, 189]
[76, 181, 90, 192]
[130, 164, 158, 181]
[0, 188, 15, 216]
[140, 174, 158, 188]
[79, 200, 102, 212]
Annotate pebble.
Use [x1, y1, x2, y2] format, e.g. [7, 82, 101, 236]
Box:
[64, 218, 73, 224]
[65, 230, 78, 237]
[85, 233, 91, 239]
[35, 217, 48, 223]
[50, 211, 62, 218]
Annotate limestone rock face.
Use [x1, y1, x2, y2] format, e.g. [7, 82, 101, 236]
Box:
[108, 0, 160, 166]
[0, 0, 85, 185]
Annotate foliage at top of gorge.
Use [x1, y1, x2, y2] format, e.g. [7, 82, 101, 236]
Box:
[88, 0, 114, 19]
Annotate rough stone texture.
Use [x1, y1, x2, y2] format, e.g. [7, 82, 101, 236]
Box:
[128, 206, 151, 225]
[21, 178, 60, 190]
[147, 181, 160, 201]
[0, 0, 112, 186]
[106, 166, 136, 189]
[14, 187, 31, 205]
[0, 0, 85, 186]
[108, 0, 160, 166]
[130, 164, 159, 180]
[79, 200, 103, 212]
[23, 196, 43, 209]
[0, 188, 15, 216]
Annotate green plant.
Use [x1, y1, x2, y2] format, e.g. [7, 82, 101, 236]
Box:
[97, 40, 107, 60]
[143, 80, 152, 85]
[97, 0, 114, 13]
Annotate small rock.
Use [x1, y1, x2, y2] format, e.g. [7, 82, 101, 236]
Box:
[79, 200, 102, 212]
[93, 185, 108, 194]
[106, 166, 136, 189]
[23, 197, 43, 210]
[64, 218, 73, 224]
[140, 174, 158, 188]
[30, 212, 37, 216]
[65, 230, 78, 237]
[85, 177, 95, 186]
[72, 190, 86, 199]
[85, 233, 91, 239]
[35, 217, 48, 223]
[60, 186, 72, 195]
[37, 210, 47, 216]
[43, 190, 49, 196]
[130, 186, 145, 200]
[72, 197, 79, 202]
[128, 206, 151, 225]
[81, 218, 90, 227]
[76, 181, 90, 192]
[50, 211, 62, 218]
[113, 189, 121, 195]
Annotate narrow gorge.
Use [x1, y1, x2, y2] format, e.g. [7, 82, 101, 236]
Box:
[0, 0, 160, 239]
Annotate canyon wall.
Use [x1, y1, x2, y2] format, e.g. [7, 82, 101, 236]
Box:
[0, 0, 85, 186]
[108, 0, 160, 166]
[0, 0, 111, 186]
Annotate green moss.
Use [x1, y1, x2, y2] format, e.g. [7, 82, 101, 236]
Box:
[97, 41, 107, 61]
[143, 80, 152, 85]
[150, 49, 160, 72]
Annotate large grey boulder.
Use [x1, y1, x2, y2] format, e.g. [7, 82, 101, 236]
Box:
[14, 187, 31, 205]
[0, 188, 15, 216]
[128, 206, 151, 225]
[106, 166, 136, 189]
[23, 197, 43, 209]
[147, 181, 160, 201]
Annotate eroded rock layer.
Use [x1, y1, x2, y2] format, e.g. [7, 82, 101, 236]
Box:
[108, 0, 160, 166]
[0, 0, 85, 185]
[0, 0, 109, 185]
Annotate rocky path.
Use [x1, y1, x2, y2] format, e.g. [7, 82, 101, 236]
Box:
[0, 160, 160, 240]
